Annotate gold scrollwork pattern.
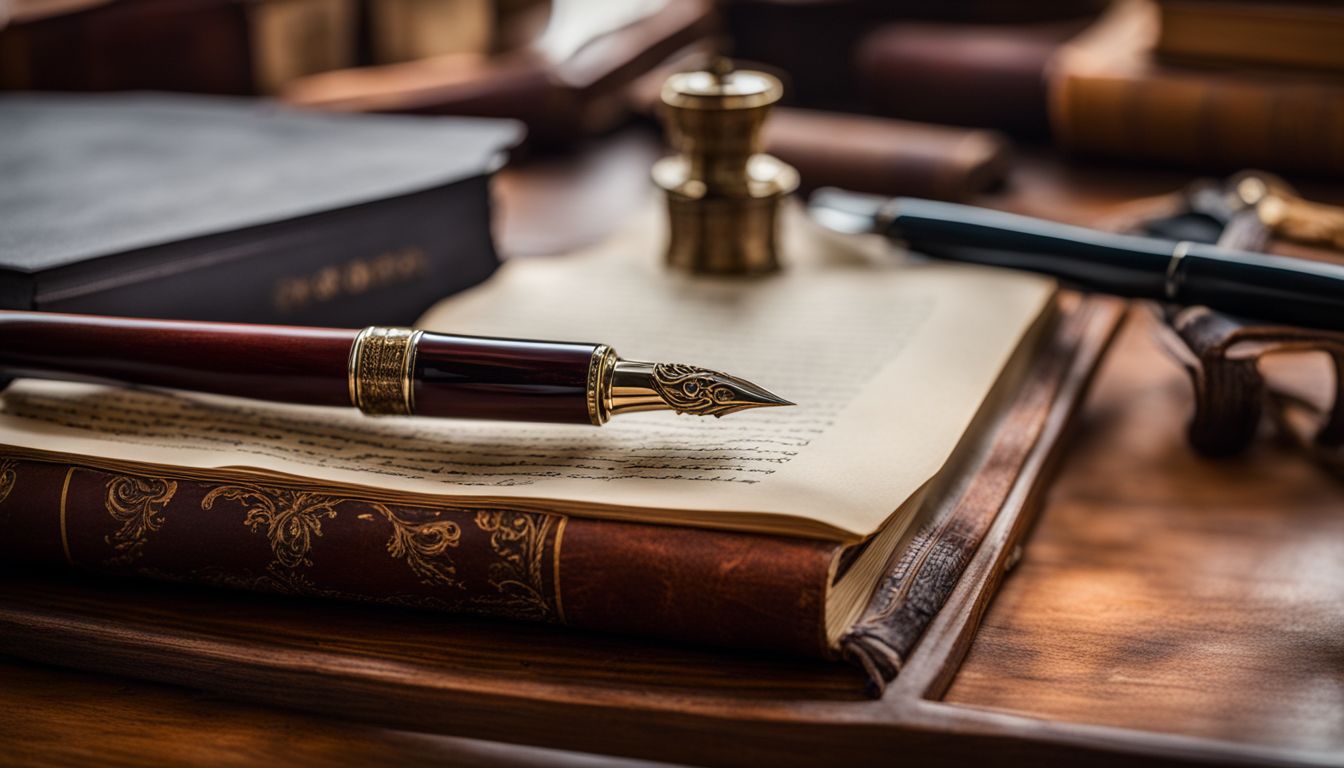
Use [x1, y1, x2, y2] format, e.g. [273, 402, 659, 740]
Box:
[0, 458, 16, 507]
[473, 510, 559, 621]
[650, 363, 754, 417]
[368, 504, 463, 588]
[202, 485, 341, 569]
[201, 484, 463, 587]
[103, 475, 178, 566]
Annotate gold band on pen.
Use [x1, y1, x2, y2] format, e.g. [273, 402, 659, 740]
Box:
[586, 345, 617, 426]
[1165, 240, 1193, 302]
[349, 326, 421, 416]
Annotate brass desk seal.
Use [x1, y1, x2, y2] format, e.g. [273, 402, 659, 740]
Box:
[653, 60, 799, 274]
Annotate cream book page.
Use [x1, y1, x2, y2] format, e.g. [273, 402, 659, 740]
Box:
[0, 207, 1054, 542]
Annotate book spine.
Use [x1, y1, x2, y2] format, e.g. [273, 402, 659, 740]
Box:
[854, 20, 1089, 139]
[23, 178, 499, 328]
[0, 454, 836, 657]
[0, 1, 256, 94]
[1050, 65, 1344, 176]
[1156, 2, 1344, 74]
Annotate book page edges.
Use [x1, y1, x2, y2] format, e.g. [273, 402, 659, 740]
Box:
[824, 296, 1061, 647]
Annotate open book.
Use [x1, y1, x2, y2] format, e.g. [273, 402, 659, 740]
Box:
[0, 206, 1055, 657]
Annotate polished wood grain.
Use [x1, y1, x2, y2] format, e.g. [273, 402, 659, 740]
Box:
[945, 311, 1344, 754]
[0, 662, 666, 768]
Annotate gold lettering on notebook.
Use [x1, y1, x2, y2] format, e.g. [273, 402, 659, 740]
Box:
[272, 246, 429, 314]
[103, 475, 177, 566]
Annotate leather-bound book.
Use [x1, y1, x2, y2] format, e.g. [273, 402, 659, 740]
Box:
[1156, 0, 1344, 73]
[723, 0, 1106, 111]
[1050, 0, 1344, 177]
[0, 93, 520, 326]
[365, 0, 495, 65]
[0, 0, 358, 95]
[281, 0, 716, 143]
[854, 19, 1091, 139]
[763, 108, 1013, 201]
[0, 207, 1068, 686]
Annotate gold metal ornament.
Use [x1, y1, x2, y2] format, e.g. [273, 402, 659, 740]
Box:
[349, 326, 421, 416]
[653, 59, 798, 274]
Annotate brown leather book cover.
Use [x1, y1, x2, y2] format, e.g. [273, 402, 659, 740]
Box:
[281, 0, 716, 142]
[1050, 0, 1344, 177]
[0, 454, 839, 656]
[1155, 0, 1344, 73]
[723, 0, 1105, 111]
[0, 0, 357, 95]
[854, 19, 1091, 139]
[762, 108, 1012, 201]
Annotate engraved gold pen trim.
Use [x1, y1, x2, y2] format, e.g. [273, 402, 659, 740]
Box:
[350, 326, 793, 425]
[349, 326, 420, 416]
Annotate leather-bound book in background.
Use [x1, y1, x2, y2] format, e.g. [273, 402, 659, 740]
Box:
[0, 93, 521, 325]
[1155, 0, 1344, 73]
[0, 0, 358, 95]
[854, 19, 1091, 139]
[282, 0, 716, 143]
[722, 0, 1105, 112]
[762, 108, 1012, 201]
[1050, 0, 1344, 178]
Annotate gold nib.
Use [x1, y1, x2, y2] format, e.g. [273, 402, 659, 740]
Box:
[648, 363, 793, 417]
[591, 354, 792, 424]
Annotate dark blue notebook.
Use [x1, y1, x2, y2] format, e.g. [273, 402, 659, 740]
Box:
[0, 92, 522, 325]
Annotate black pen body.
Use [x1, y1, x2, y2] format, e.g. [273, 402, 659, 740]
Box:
[883, 198, 1344, 332]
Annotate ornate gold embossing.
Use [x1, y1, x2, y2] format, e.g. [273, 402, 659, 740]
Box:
[103, 475, 178, 566]
[650, 362, 788, 418]
[202, 485, 341, 569]
[473, 510, 560, 621]
[201, 484, 463, 586]
[368, 503, 462, 587]
[0, 458, 15, 507]
[349, 326, 421, 416]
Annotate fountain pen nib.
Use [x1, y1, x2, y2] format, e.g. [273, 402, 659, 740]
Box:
[650, 363, 794, 418]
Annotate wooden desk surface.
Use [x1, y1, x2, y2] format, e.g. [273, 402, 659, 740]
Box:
[2, 130, 1340, 766]
[946, 311, 1344, 754]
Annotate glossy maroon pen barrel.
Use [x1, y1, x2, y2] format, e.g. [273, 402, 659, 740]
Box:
[412, 333, 596, 424]
[0, 311, 601, 425]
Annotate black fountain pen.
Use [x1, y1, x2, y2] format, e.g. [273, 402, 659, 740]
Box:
[810, 188, 1344, 332]
[0, 311, 791, 426]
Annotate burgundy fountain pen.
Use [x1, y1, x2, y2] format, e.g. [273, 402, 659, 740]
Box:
[0, 311, 792, 425]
